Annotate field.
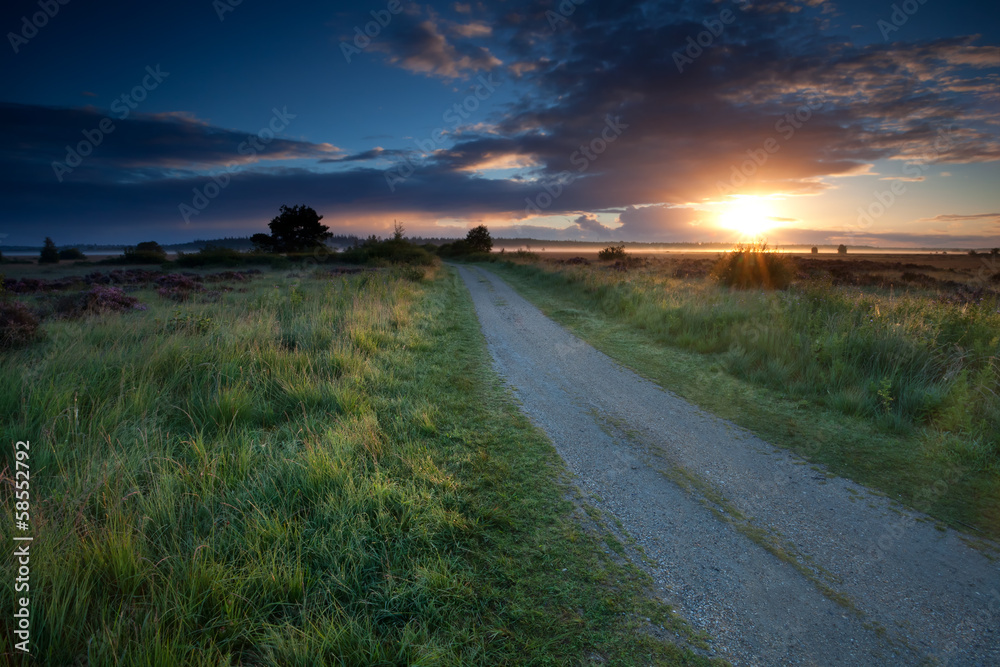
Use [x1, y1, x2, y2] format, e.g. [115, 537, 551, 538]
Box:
[2, 246, 998, 663]
[486, 250, 1000, 541]
[0, 263, 717, 665]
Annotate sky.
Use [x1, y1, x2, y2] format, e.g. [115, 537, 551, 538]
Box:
[1, 0, 999, 247]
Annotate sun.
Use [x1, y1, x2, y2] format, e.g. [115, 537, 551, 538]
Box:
[718, 197, 776, 239]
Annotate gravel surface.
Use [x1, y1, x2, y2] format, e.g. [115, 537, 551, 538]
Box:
[456, 265, 1000, 666]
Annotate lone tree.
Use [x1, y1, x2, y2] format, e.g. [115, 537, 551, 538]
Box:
[254, 205, 331, 253]
[465, 225, 493, 253]
[837, 244, 848, 255]
[38, 237, 60, 264]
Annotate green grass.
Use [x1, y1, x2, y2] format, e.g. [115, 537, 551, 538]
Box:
[0, 266, 718, 665]
[485, 260, 1000, 540]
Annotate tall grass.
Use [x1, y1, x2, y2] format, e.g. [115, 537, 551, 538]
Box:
[490, 260, 1000, 535]
[711, 242, 792, 290]
[0, 266, 713, 665]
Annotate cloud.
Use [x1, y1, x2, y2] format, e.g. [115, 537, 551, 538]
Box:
[569, 214, 615, 238]
[0, 103, 339, 184]
[4, 0, 1000, 244]
[613, 205, 707, 241]
[370, 10, 501, 79]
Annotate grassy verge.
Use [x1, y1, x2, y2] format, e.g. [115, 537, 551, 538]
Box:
[1, 265, 717, 665]
[485, 261, 1000, 541]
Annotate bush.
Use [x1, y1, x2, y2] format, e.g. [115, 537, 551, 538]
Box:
[598, 244, 628, 261]
[511, 249, 540, 261]
[838, 244, 848, 255]
[59, 248, 87, 260]
[436, 240, 471, 258]
[39, 237, 60, 264]
[156, 273, 204, 301]
[712, 241, 793, 290]
[55, 286, 148, 318]
[341, 236, 436, 266]
[175, 245, 252, 267]
[811, 246, 819, 254]
[112, 241, 168, 264]
[0, 301, 42, 349]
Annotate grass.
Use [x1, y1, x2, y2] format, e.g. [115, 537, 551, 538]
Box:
[485, 259, 1000, 540]
[711, 242, 792, 290]
[0, 265, 719, 665]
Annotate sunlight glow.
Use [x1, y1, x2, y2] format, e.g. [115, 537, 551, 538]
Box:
[718, 197, 777, 239]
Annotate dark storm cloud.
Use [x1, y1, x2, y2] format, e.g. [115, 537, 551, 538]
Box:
[0, 103, 339, 183]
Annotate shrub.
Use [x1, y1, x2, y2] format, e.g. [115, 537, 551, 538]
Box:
[436, 240, 470, 258]
[341, 236, 436, 266]
[156, 273, 204, 301]
[0, 301, 42, 349]
[712, 241, 793, 290]
[115, 241, 168, 264]
[175, 245, 248, 267]
[55, 286, 148, 317]
[59, 248, 87, 260]
[811, 246, 819, 254]
[598, 244, 628, 261]
[511, 249, 540, 261]
[838, 244, 848, 255]
[39, 237, 60, 264]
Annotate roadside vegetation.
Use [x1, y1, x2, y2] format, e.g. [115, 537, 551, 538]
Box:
[487, 255, 1000, 539]
[0, 261, 717, 665]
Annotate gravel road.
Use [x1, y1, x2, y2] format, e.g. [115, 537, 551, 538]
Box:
[456, 264, 999, 666]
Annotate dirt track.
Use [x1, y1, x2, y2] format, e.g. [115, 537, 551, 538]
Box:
[456, 264, 1000, 666]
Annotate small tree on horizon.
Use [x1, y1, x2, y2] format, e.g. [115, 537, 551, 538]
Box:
[259, 205, 331, 253]
[38, 237, 60, 264]
[465, 225, 493, 253]
[123, 241, 168, 263]
[838, 244, 848, 255]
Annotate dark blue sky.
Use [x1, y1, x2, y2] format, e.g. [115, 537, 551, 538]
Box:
[2, 0, 998, 246]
